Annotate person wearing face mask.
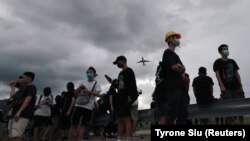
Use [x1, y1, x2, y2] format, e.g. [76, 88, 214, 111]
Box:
[213, 44, 245, 124]
[156, 31, 188, 125]
[68, 67, 101, 141]
[113, 56, 138, 141]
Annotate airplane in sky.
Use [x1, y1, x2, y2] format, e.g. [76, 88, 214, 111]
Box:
[137, 57, 150, 66]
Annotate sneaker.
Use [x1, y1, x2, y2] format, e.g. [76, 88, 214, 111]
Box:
[117, 137, 123, 141]
[106, 134, 115, 139]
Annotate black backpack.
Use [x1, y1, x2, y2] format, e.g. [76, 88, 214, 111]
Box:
[152, 62, 166, 102]
[155, 61, 165, 85]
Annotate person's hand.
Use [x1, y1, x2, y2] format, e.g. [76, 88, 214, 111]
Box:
[66, 110, 71, 116]
[14, 111, 21, 122]
[220, 86, 226, 92]
[82, 89, 91, 95]
[9, 80, 16, 87]
[111, 106, 114, 112]
[80, 85, 86, 90]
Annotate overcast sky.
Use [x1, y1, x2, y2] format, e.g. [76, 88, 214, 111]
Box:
[1, 0, 250, 109]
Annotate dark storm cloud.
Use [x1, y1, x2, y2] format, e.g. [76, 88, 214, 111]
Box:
[1, 0, 250, 109]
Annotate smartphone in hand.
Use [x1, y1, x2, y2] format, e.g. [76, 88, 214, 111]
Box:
[105, 75, 112, 83]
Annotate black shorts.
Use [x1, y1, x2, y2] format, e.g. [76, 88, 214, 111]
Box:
[71, 106, 92, 126]
[34, 115, 52, 127]
[116, 94, 131, 118]
[59, 112, 71, 130]
[157, 90, 188, 124]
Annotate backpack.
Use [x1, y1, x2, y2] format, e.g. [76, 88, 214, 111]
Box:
[97, 93, 110, 112]
[152, 62, 167, 102]
[155, 62, 165, 85]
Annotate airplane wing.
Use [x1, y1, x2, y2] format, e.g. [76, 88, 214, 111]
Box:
[143, 60, 150, 62]
[137, 61, 143, 63]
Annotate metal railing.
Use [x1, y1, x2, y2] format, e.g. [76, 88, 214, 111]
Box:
[94, 98, 250, 126]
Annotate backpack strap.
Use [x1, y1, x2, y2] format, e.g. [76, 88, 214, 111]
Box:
[38, 95, 43, 104]
[50, 95, 53, 101]
[38, 95, 53, 104]
[91, 81, 97, 92]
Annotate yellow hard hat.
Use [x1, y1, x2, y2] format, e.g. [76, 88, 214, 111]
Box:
[165, 31, 181, 42]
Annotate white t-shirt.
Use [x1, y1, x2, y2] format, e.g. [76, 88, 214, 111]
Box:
[75, 80, 101, 110]
[34, 95, 53, 117]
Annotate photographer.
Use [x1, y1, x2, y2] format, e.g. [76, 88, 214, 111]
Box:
[33, 87, 53, 141]
[9, 76, 25, 106]
[9, 72, 37, 141]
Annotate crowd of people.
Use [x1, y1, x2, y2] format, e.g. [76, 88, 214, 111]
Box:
[7, 57, 139, 141]
[5, 31, 246, 141]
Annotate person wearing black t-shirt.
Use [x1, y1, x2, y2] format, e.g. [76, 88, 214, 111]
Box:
[213, 44, 245, 124]
[157, 31, 188, 125]
[59, 82, 75, 140]
[113, 55, 138, 141]
[192, 67, 214, 125]
[192, 67, 214, 105]
[9, 72, 37, 141]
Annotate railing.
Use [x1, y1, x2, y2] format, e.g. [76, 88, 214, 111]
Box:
[94, 98, 250, 126]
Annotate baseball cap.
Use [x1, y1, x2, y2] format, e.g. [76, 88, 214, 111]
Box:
[113, 56, 127, 65]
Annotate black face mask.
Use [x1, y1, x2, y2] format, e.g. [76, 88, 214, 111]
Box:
[117, 62, 123, 68]
[44, 93, 50, 97]
[67, 85, 74, 91]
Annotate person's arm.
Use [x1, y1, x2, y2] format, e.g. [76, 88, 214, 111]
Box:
[171, 63, 186, 73]
[215, 71, 226, 91]
[210, 85, 214, 98]
[66, 96, 75, 116]
[109, 95, 114, 111]
[75, 85, 85, 94]
[9, 81, 16, 97]
[193, 87, 197, 98]
[235, 70, 242, 87]
[15, 96, 32, 121]
[82, 89, 101, 97]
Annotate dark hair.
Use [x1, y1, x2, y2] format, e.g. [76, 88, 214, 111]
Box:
[61, 91, 66, 97]
[67, 82, 74, 90]
[23, 72, 35, 81]
[218, 44, 228, 53]
[88, 66, 96, 74]
[43, 87, 51, 96]
[55, 95, 61, 104]
[199, 67, 207, 75]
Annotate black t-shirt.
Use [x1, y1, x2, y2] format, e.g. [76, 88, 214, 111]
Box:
[118, 67, 138, 104]
[192, 75, 214, 104]
[107, 85, 118, 108]
[62, 90, 75, 113]
[162, 49, 185, 90]
[11, 85, 37, 120]
[213, 58, 241, 89]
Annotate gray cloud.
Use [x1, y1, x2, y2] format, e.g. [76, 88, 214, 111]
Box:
[1, 0, 250, 109]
